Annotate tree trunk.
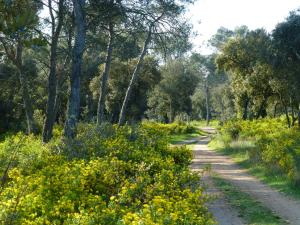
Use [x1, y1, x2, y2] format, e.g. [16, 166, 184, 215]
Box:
[42, 0, 64, 142]
[86, 92, 93, 121]
[290, 98, 297, 127]
[18, 69, 36, 134]
[292, 105, 296, 127]
[283, 103, 291, 128]
[118, 27, 152, 126]
[273, 101, 278, 118]
[205, 78, 210, 125]
[256, 97, 268, 119]
[54, 26, 73, 124]
[64, 0, 86, 138]
[242, 97, 249, 120]
[298, 103, 300, 128]
[0, 37, 37, 134]
[169, 98, 174, 123]
[97, 23, 114, 125]
[16, 40, 37, 134]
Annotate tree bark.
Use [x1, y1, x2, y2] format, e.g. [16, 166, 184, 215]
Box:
[205, 78, 210, 125]
[42, 0, 64, 142]
[298, 103, 300, 128]
[0, 37, 37, 134]
[273, 101, 279, 118]
[15, 40, 37, 134]
[256, 97, 268, 119]
[290, 98, 297, 127]
[54, 26, 74, 124]
[18, 68, 36, 134]
[169, 98, 174, 123]
[118, 27, 152, 126]
[242, 97, 249, 120]
[97, 23, 114, 125]
[64, 0, 86, 138]
[283, 103, 291, 128]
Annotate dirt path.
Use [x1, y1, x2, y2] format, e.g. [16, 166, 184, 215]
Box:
[192, 128, 300, 225]
[191, 135, 245, 225]
[202, 175, 245, 225]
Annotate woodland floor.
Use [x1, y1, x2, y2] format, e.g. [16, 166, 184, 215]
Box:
[189, 127, 300, 225]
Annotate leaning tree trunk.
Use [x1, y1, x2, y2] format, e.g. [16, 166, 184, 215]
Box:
[18, 69, 36, 134]
[64, 0, 86, 138]
[118, 28, 152, 126]
[54, 26, 73, 124]
[97, 23, 114, 125]
[16, 40, 37, 134]
[42, 0, 64, 142]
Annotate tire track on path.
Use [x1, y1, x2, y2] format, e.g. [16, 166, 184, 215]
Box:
[192, 127, 300, 225]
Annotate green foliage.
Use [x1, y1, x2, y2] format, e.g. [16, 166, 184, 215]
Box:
[218, 118, 300, 185]
[89, 57, 161, 122]
[216, 28, 274, 119]
[0, 123, 213, 224]
[147, 59, 199, 122]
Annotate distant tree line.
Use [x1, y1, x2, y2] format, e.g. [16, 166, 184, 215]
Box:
[1, 0, 299, 141]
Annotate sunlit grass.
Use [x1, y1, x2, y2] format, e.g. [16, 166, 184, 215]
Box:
[190, 120, 220, 128]
[213, 176, 286, 225]
[168, 125, 207, 144]
[168, 133, 200, 144]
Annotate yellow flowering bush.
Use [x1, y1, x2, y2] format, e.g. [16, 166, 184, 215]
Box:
[219, 118, 300, 185]
[0, 123, 214, 224]
[141, 121, 197, 135]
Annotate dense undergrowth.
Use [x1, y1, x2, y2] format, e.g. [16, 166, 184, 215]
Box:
[0, 122, 214, 224]
[141, 121, 205, 145]
[212, 118, 300, 188]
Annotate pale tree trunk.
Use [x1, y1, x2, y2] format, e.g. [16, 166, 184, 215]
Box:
[97, 23, 114, 125]
[86, 93, 93, 121]
[242, 98, 249, 120]
[292, 105, 296, 126]
[169, 98, 174, 123]
[64, 0, 86, 138]
[290, 98, 297, 126]
[273, 101, 279, 118]
[42, 0, 64, 142]
[283, 103, 291, 128]
[205, 78, 210, 126]
[298, 103, 300, 128]
[0, 37, 37, 134]
[279, 93, 291, 128]
[118, 28, 152, 126]
[18, 69, 36, 134]
[16, 40, 37, 134]
[54, 26, 73, 123]
[53, 62, 69, 124]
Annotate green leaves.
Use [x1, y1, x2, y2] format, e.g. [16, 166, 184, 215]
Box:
[0, 0, 38, 36]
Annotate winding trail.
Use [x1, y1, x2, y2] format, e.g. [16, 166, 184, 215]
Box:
[191, 127, 300, 225]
